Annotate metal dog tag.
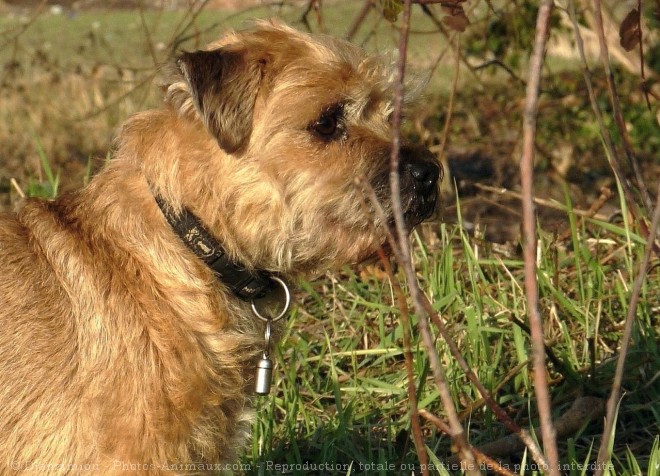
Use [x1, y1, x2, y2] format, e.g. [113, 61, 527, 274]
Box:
[255, 353, 274, 395]
[251, 278, 291, 396]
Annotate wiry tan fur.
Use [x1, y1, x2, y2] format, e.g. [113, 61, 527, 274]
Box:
[0, 20, 439, 475]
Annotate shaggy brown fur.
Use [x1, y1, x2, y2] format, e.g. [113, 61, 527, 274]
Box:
[0, 21, 440, 474]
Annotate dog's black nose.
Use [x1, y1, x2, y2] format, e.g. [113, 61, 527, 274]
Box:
[405, 160, 441, 193]
[400, 146, 442, 194]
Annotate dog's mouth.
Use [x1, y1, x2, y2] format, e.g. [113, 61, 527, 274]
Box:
[402, 185, 438, 228]
[371, 152, 442, 230]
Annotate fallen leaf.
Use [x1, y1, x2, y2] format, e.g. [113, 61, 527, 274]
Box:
[441, 1, 470, 32]
[619, 8, 641, 52]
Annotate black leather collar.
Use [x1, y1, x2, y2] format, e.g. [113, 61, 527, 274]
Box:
[154, 195, 275, 301]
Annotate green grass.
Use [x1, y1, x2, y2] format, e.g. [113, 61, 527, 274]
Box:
[242, 187, 659, 475]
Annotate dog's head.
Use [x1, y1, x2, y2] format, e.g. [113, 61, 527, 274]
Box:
[158, 20, 441, 276]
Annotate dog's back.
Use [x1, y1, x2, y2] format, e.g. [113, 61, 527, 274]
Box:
[0, 203, 99, 472]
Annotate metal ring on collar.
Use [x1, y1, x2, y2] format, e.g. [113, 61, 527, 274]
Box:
[250, 276, 291, 322]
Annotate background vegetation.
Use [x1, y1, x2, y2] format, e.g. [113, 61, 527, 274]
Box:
[0, 0, 658, 474]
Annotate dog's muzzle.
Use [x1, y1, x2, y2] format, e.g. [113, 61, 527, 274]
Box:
[398, 145, 442, 227]
[369, 145, 441, 229]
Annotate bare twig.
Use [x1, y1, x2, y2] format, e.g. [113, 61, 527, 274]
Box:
[138, 4, 159, 67]
[556, 186, 614, 242]
[301, 0, 324, 32]
[435, 36, 461, 161]
[358, 175, 550, 469]
[377, 248, 430, 475]
[567, 1, 654, 252]
[9, 179, 25, 199]
[469, 447, 518, 476]
[0, 0, 47, 51]
[79, 74, 156, 120]
[419, 5, 484, 87]
[473, 59, 526, 86]
[345, 0, 375, 41]
[452, 396, 605, 464]
[474, 183, 611, 221]
[636, 0, 651, 110]
[520, 1, 561, 475]
[354, 177, 429, 472]
[423, 301, 550, 469]
[595, 182, 660, 475]
[427, 419, 519, 476]
[389, 1, 479, 474]
[421, 410, 518, 476]
[591, 0, 653, 211]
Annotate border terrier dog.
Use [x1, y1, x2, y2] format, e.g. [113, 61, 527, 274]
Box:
[0, 21, 440, 473]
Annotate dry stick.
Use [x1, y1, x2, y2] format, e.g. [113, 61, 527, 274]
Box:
[9, 178, 25, 199]
[168, 0, 214, 53]
[520, 1, 561, 475]
[353, 179, 428, 471]
[0, 0, 47, 51]
[567, 2, 654, 250]
[345, 0, 375, 41]
[138, 5, 159, 67]
[636, 0, 652, 110]
[595, 182, 660, 475]
[474, 183, 611, 221]
[418, 5, 484, 87]
[389, 1, 479, 474]
[590, 0, 653, 211]
[556, 186, 614, 242]
[377, 248, 430, 476]
[420, 411, 518, 476]
[79, 74, 156, 120]
[436, 37, 461, 161]
[300, 0, 324, 32]
[422, 301, 550, 469]
[423, 0, 481, 83]
[453, 396, 606, 465]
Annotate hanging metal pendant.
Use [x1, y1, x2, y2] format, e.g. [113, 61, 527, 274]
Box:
[255, 353, 274, 395]
[251, 277, 291, 396]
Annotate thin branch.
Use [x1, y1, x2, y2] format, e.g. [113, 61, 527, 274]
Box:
[419, 4, 484, 87]
[567, 1, 652, 248]
[389, 1, 479, 473]
[138, 4, 159, 67]
[423, 301, 550, 469]
[167, 0, 214, 54]
[452, 396, 605, 464]
[0, 0, 47, 51]
[595, 181, 660, 475]
[520, 1, 561, 475]
[420, 410, 518, 476]
[473, 59, 526, 86]
[345, 0, 375, 41]
[354, 177, 429, 472]
[636, 0, 651, 110]
[474, 183, 610, 221]
[591, 0, 653, 211]
[377, 248, 430, 475]
[435, 36, 461, 161]
[300, 0, 324, 32]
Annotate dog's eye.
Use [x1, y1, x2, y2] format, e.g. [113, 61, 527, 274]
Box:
[313, 116, 338, 136]
[310, 104, 344, 140]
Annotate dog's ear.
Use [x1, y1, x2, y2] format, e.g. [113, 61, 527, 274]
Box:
[177, 48, 262, 153]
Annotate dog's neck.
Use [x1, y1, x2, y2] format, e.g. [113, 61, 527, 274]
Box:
[153, 195, 276, 301]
